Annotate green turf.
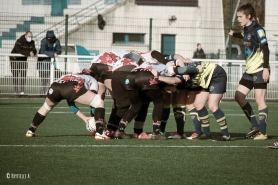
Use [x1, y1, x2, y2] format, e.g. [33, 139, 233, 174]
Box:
[0, 98, 278, 185]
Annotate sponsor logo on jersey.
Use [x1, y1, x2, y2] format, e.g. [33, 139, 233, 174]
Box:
[253, 76, 257, 81]
[261, 38, 267, 44]
[125, 79, 130, 85]
[244, 41, 251, 46]
[257, 29, 265, 38]
[247, 34, 251, 40]
[48, 88, 53, 95]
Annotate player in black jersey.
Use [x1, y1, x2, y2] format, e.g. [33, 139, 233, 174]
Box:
[228, 3, 270, 140]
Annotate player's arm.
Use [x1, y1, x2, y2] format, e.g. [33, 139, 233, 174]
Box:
[76, 111, 91, 124]
[67, 100, 91, 123]
[228, 29, 243, 39]
[175, 61, 203, 74]
[158, 76, 182, 85]
[158, 75, 190, 85]
[175, 65, 199, 74]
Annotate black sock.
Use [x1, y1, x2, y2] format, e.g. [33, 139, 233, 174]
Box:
[213, 108, 229, 137]
[153, 121, 161, 134]
[29, 112, 46, 132]
[188, 107, 202, 134]
[134, 128, 143, 135]
[174, 106, 185, 136]
[94, 108, 105, 134]
[240, 101, 259, 128]
[259, 106, 268, 135]
[160, 106, 170, 132]
[197, 107, 211, 135]
[119, 120, 127, 132]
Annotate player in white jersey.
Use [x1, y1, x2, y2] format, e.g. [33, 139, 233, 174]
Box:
[25, 69, 109, 140]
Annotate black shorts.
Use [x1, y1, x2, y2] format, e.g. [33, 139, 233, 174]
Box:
[239, 71, 269, 89]
[112, 65, 136, 108]
[125, 70, 160, 91]
[202, 65, 227, 94]
[176, 84, 202, 91]
[188, 86, 202, 91]
[99, 70, 112, 84]
[47, 81, 87, 102]
[90, 63, 109, 82]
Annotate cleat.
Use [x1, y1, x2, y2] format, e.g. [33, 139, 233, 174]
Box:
[105, 129, 115, 138]
[132, 133, 139, 139]
[268, 141, 278, 149]
[138, 132, 151, 139]
[26, 130, 38, 138]
[212, 135, 231, 141]
[245, 126, 260, 139]
[253, 132, 267, 140]
[95, 133, 110, 140]
[168, 133, 183, 139]
[198, 133, 212, 140]
[151, 133, 167, 140]
[186, 132, 200, 140]
[170, 132, 178, 136]
[148, 132, 164, 137]
[114, 130, 130, 139]
[89, 131, 96, 136]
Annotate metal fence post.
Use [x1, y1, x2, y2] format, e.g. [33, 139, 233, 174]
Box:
[149, 18, 152, 51]
[65, 14, 68, 72]
[228, 0, 233, 60]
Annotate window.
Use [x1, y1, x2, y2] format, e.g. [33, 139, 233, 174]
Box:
[135, 0, 198, 7]
[113, 33, 145, 44]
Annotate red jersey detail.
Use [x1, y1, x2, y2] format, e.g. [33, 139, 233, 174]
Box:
[98, 52, 119, 65]
[149, 77, 158, 85]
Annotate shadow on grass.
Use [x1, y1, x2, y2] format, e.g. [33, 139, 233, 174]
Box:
[40, 134, 93, 138]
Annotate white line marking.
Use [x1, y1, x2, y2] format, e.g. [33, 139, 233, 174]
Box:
[0, 144, 267, 148]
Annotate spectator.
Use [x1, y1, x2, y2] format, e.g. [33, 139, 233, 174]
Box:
[37, 30, 62, 94]
[193, 43, 206, 59]
[10, 31, 37, 95]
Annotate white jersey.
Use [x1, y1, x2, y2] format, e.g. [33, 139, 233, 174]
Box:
[55, 74, 99, 92]
[111, 58, 139, 72]
[133, 52, 175, 77]
[91, 51, 128, 66]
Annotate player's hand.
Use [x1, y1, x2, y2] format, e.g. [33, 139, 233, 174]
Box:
[84, 117, 93, 124]
[262, 68, 270, 82]
[54, 53, 58, 58]
[183, 74, 190, 81]
[151, 68, 159, 77]
[30, 51, 34, 57]
[228, 30, 234, 36]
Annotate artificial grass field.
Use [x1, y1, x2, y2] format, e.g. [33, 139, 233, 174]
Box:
[0, 98, 278, 185]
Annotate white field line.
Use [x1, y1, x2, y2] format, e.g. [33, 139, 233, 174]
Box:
[47, 112, 248, 116]
[0, 144, 267, 148]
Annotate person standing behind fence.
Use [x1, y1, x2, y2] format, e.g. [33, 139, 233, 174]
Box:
[228, 3, 270, 140]
[10, 31, 37, 95]
[193, 43, 206, 59]
[37, 30, 62, 94]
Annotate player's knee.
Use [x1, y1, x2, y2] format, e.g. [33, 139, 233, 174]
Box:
[44, 101, 53, 110]
[208, 105, 218, 113]
[235, 90, 245, 103]
[89, 94, 103, 108]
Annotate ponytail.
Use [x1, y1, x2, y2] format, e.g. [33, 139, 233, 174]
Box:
[237, 3, 260, 26]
